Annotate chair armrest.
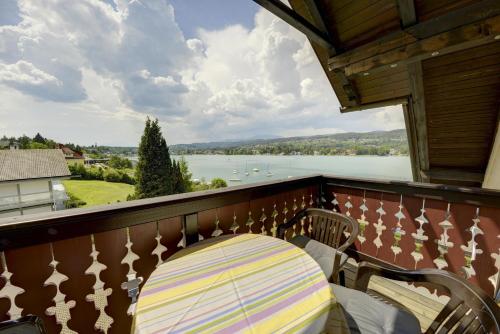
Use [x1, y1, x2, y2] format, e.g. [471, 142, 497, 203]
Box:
[330, 249, 344, 284]
[277, 209, 307, 239]
[354, 261, 431, 292]
[337, 215, 359, 252]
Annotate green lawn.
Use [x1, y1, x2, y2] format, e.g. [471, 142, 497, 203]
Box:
[63, 180, 135, 207]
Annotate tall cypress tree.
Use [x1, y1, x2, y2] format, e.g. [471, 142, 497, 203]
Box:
[135, 118, 173, 199]
[171, 159, 186, 194]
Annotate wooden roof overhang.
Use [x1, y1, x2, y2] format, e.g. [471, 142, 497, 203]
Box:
[253, 0, 500, 187]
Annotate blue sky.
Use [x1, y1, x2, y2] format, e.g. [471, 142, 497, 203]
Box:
[170, 0, 259, 38]
[0, 0, 404, 146]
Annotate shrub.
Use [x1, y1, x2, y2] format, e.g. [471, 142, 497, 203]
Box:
[210, 178, 227, 189]
[65, 193, 86, 208]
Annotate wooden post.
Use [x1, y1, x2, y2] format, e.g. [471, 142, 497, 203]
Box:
[183, 213, 199, 246]
[407, 62, 430, 182]
[403, 101, 421, 182]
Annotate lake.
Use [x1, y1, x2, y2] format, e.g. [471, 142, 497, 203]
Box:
[170, 155, 412, 185]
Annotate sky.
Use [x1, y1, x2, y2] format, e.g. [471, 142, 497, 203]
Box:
[0, 0, 405, 146]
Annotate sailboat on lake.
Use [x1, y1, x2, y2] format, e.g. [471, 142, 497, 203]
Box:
[266, 164, 273, 177]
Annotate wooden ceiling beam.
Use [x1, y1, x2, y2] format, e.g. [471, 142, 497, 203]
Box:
[299, 0, 360, 105]
[420, 168, 485, 183]
[331, 14, 500, 77]
[252, 0, 335, 52]
[329, 0, 500, 76]
[396, 0, 417, 28]
[339, 97, 407, 113]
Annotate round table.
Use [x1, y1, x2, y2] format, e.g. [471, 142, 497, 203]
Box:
[133, 234, 346, 334]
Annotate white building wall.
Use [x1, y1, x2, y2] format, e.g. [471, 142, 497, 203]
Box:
[0, 179, 58, 217]
[0, 183, 19, 210]
[19, 179, 52, 205]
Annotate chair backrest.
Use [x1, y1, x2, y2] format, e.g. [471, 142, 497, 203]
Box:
[355, 262, 500, 334]
[421, 271, 500, 334]
[303, 208, 359, 252]
[0, 315, 46, 334]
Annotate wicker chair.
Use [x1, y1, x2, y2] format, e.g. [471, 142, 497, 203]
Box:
[278, 208, 358, 284]
[328, 261, 500, 334]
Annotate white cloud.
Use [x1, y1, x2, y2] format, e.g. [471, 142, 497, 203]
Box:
[0, 60, 60, 85]
[0, 0, 405, 146]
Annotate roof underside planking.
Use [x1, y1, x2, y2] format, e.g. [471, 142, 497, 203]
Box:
[253, 0, 500, 187]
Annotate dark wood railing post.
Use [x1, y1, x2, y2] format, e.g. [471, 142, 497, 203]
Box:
[183, 213, 199, 246]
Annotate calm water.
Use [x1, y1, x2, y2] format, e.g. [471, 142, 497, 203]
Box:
[170, 155, 412, 185]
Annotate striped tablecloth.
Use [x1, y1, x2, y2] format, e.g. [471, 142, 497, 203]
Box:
[133, 234, 349, 334]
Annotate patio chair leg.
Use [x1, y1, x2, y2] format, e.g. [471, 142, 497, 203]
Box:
[339, 270, 346, 287]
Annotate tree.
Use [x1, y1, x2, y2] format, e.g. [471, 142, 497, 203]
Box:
[29, 142, 48, 149]
[134, 118, 173, 199]
[108, 155, 133, 169]
[33, 133, 46, 144]
[177, 156, 193, 192]
[18, 135, 31, 149]
[171, 160, 186, 194]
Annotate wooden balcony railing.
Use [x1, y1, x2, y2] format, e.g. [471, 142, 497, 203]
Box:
[0, 174, 499, 333]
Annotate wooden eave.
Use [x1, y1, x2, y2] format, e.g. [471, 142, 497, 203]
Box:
[254, 0, 500, 187]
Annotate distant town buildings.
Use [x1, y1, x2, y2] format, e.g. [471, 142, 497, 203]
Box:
[0, 149, 71, 218]
[0, 140, 20, 150]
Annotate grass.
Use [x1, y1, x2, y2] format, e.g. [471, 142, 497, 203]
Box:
[63, 180, 135, 207]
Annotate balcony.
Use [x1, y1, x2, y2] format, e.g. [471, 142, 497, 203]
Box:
[0, 175, 499, 333]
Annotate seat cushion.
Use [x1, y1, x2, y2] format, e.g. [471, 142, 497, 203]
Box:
[329, 284, 421, 334]
[289, 235, 348, 279]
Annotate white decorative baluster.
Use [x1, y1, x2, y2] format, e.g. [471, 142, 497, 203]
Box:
[230, 212, 240, 234]
[308, 215, 313, 235]
[433, 203, 454, 270]
[357, 192, 369, 245]
[44, 244, 77, 334]
[246, 211, 255, 234]
[411, 199, 429, 269]
[373, 200, 387, 255]
[391, 195, 407, 262]
[344, 196, 353, 217]
[282, 201, 289, 240]
[461, 208, 484, 278]
[300, 195, 306, 210]
[331, 192, 339, 212]
[85, 235, 113, 333]
[177, 225, 186, 249]
[259, 208, 268, 235]
[0, 252, 24, 319]
[300, 217, 306, 236]
[120, 228, 143, 315]
[271, 204, 278, 237]
[152, 223, 167, 268]
[292, 198, 298, 213]
[489, 235, 500, 293]
[309, 194, 314, 207]
[212, 213, 223, 237]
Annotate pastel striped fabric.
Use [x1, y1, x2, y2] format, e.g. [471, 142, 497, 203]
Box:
[133, 234, 346, 334]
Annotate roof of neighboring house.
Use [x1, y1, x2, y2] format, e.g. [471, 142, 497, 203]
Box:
[58, 144, 84, 159]
[0, 149, 71, 182]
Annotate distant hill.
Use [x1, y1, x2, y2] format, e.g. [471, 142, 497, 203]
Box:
[170, 129, 408, 156]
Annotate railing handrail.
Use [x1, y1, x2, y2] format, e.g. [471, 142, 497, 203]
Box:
[0, 175, 321, 251]
[322, 174, 500, 208]
[1, 173, 499, 251]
